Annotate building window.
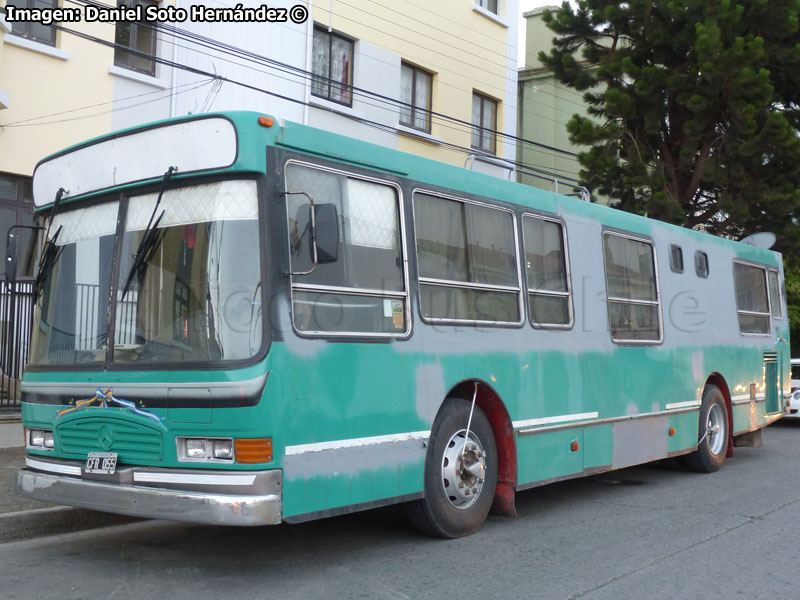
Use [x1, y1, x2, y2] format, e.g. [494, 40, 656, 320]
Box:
[603, 232, 662, 343]
[669, 244, 684, 273]
[114, 0, 157, 76]
[400, 62, 432, 133]
[476, 0, 498, 14]
[414, 191, 521, 324]
[471, 93, 497, 154]
[0, 173, 35, 280]
[311, 26, 354, 106]
[522, 215, 572, 327]
[6, 0, 57, 46]
[733, 261, 770, 334]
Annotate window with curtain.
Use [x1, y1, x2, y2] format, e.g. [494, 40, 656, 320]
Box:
[400, 62, 433, 133]
[311, 26, 354, 106]
[284, 162, 407, 336]
[471, 93, 497, 154]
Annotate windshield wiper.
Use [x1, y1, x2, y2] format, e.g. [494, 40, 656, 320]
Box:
[33, 187, 67, 303]
[119, 166, 177, 300]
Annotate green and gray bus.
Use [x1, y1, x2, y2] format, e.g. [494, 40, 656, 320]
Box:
[14, 112, 789, 537]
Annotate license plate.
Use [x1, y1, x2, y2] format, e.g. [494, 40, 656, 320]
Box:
[85, 452, 118, 475]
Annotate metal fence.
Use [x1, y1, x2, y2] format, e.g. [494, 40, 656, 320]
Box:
[0, 280, 33, 410]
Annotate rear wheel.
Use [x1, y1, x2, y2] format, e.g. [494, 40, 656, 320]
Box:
[685, 385, 729, 473]
[407, 398, 497, 538]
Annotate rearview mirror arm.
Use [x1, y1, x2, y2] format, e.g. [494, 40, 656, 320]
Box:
[281, 191, 319, 277]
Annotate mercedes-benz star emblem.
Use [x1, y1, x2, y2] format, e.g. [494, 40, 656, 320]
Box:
[98, 425, 115, 450]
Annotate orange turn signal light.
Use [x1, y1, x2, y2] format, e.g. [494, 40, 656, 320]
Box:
[235, 438, 273, 463]
[669, 427, 676, 436]
[570, 441, 579, 452]
[258, 116, 274, 127]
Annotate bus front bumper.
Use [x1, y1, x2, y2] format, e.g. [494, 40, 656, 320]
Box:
[16, 466, 282, 526]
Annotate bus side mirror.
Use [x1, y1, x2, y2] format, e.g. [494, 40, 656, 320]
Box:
[5, 225, 42, 284]
[313, 203, 339, 264]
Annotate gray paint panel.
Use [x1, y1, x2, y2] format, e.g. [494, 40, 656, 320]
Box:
[613, 415, 668, 469]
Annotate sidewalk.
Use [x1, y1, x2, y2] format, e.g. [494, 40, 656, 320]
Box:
[0, 417, 138, 543]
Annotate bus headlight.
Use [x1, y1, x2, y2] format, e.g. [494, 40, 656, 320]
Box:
[186, 439, 207, 458]
[177, 437, 235, 462]
[26, 428, 54, 451]
[213, 440, 233, 459]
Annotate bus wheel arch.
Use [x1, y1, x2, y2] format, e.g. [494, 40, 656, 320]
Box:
[446, 379, 517, 518]
[705, 372, 734, 458]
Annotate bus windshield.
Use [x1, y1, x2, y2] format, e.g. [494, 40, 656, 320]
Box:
[29, 179, 263, 367]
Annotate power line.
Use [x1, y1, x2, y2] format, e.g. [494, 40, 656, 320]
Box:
[46, 20, 588, 191]
[0, 78, 214, 127]
[63, 0, 581, 161]
[63, 0, 590, 136]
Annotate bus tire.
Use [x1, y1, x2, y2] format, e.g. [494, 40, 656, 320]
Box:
[407, 398, 498, 538]
[685, 385, 728, 473]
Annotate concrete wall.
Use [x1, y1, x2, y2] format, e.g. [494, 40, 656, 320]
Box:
[518, 7, 595, 199]
[172, 0, 306, 125]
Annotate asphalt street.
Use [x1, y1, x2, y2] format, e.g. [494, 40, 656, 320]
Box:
[2, 420, 800, 600]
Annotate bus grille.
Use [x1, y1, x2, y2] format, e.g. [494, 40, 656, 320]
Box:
[56, 416, 163, 462]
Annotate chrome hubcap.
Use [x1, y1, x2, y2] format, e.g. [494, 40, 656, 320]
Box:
[441, 429, 486, 510]
[707, 403, 726, 455]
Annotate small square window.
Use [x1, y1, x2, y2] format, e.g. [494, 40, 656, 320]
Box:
[114, 0, 158, 76]
[669, 245, 684, 273]
[477, 0, 498, 14]
[695, 251, 709, 278]
[6, 0, 57, 46]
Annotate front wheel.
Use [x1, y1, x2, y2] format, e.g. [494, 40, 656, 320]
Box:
[685, 385, 729, 473]
[407, 398, 498, 538]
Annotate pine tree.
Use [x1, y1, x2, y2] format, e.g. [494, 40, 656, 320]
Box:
[540, 0, 800, 254]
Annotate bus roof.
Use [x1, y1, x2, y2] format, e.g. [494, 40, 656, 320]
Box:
[32, 110, 781, 266]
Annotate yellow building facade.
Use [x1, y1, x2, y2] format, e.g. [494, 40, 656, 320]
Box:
[308, 0, 519, 173]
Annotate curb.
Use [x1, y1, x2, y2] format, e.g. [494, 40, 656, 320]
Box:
[0, 413, 21, 424]
[0, 506, 141, 543]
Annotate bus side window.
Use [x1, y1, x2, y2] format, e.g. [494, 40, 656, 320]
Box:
[733, 261, 771, 334]
[521, 214, 572, 327]
[414, 192, 521, 325]
[284, 163, 408, 337]
[669, 244, 684, 273]
[603, 232, 662, 343]
[767, 269, 783, 319]
[695, 251, 709, 278]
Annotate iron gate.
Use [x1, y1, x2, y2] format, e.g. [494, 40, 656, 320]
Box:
[0, 280, 33, 411]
